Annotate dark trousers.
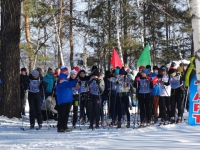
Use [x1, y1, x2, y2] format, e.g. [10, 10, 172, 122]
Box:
[111, 95, 118, 121]
[89, 94, 100, 127]
[116, 95, 130, 122]
[57, 103, 71, 130]
[159, 96, 171, 121]
[80, 92, 90, 121]
[21, 98, 25, 115]
[138, 93, 152, 123]
[171, 94, 182, 118]
[28, 92, 42, 125]
[80, 100, 89, 121]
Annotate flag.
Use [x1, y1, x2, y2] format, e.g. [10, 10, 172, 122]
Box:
[137, 43, 151, 67]
[110, 48, 123, 69]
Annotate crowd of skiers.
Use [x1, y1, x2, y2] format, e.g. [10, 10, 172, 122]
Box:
[19, 61, 189, 132]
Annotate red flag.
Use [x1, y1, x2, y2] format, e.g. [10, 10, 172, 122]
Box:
[110, 49, 123, 69]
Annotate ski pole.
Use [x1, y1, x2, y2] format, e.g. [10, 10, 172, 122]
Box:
[21, 89, 26, 130]
[43, 84, 49, 130]
[78, 92, 82, 130]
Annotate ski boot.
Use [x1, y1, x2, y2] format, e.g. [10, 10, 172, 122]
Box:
[65, 127, 72, 132]
[88, 125, 93, 130]
[38, 124, 42, 129]
[146, 121, 151, 127]
[30, 124, 34, 129]
[117, 122, 121, 128]
[126, 121, 130, 128]
[169, 117, 175, 124]
[176, 117, 182, 124]
[57, 129, 65, 132]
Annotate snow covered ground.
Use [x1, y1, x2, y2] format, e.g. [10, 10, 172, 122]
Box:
[0, 103, 200, 150]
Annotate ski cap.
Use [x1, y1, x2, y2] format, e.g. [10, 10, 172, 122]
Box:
[141, 69, 149, 75]
[61, 66, 68, 73]
[70, 69, 77, 75]
[31, 70, 39, 77]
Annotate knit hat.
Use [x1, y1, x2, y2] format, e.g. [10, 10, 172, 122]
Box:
[139, 66, 145, 70]
[21, 67, 26, 72]
[146, 65, 151, 69]
[114, 68, 120, 75]
[171, 62, 176, 67]
[70, 69, 77, 75]
[141, 69, 149, 75]
[73, 66, 80, 73]
[153, 66, 159, 71]
[60, 66, 68, 73]
[31, 70, 39, 77]
[80, 70, 86, 74]
[160, 65, 168, 71]
[177, 66, 183, 73]
[91, 66, 98, 72]
[92, 69, 100, 76]
[119, 67, 127, 75]
[168, 69, 176, 75]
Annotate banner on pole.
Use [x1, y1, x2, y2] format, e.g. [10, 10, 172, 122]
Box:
[188, 75, 200, 125]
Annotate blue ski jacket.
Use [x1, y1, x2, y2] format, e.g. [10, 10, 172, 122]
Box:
[56, 73, 78, 105]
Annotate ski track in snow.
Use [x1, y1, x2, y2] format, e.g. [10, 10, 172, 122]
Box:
[0, 115, 200, 150]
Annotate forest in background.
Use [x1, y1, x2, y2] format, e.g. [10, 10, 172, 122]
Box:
[18, 0, 192, 73]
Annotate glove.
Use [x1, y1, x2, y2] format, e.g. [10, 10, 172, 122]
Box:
[152, 77, 158, 84]
[135, 77, 140, 82]
[78, 80, 81, 85]
[146, 76, 151, 81]
[115, 80, 120, 85]
[95, 79, 101, 85]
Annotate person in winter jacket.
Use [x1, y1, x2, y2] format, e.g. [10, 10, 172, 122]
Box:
[78, 69, 90, 124]
[146, 65, 152, 76]
[135, 68, 153, 127]
[127, 66, 137, 107]
[56, 67, 79, 132]
[42, 67, 55, 120]
[169, 69, 184, 123]
[28, 69, 47, 129]
[36, 68, 45, 106]
[153, 66, 171, 125]
[52, 67, 61, 121]
[115, 67, 131, 128]
[103, 70, 111, 111]
[20, 67, 29, 116]
[150, 66, 160, 122]
[109, 68, 120, 125]
[69, 69, 80, 128]
[88, 69, 105, 129]
[43, 68, 55, 98]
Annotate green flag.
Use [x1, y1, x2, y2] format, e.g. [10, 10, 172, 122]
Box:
[137, 43, 151, 67]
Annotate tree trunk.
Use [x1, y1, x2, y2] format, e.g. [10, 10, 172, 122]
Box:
[108, 0, 112, 69]
[58, 0, 64, 68]
[123, 0, 128, 64]
[51, 4, 64, 67]
[70, 0, 74, 69]
[83, 0, 91, 70]
[137, 0, 144, 48]
[0, 0, 21, 118]
[23, 2, 33, 73]
[190, 0, 200, 99]
[116, 0, 124, 65]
